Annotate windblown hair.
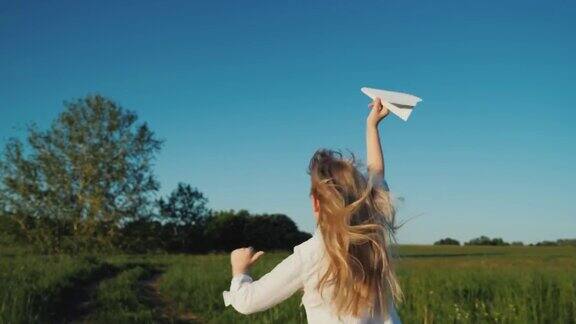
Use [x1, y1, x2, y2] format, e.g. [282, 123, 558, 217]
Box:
[307, 149, 402, 318]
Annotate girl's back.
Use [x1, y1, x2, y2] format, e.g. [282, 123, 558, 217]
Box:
[297, 227, 401, 323]
[223, 226, 401, 323]
[222, 97, 402, 323]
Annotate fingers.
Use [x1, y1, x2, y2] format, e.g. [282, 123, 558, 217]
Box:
[251, 251, 265, 263]
[369, 98, 382, 110]
[244, 246, 264, 263]
[375, 98, 382, 110]
[232, 247, 264, 263]
[379, 100, 390, 114]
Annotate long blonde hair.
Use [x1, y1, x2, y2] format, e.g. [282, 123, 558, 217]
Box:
[308, 149, 402, 318]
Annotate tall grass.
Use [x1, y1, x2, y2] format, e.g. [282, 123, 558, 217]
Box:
[86, 265, 157, 323]
[0, 254, 104, 323]
[396, 245, 576, 323]
[159, 246, 576, 323]
[0, 246, 574, 323]
[158, 253, 307, 323]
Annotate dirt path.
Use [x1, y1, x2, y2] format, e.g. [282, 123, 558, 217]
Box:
[52, 263, 120, 324]
[52, 263, 201, 324]
[140, 269, 202, 323]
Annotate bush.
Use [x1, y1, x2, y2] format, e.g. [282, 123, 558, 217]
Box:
[434, 238, 460, 246]
[204, 209, 311, 252]
[465, 236, 510, 246]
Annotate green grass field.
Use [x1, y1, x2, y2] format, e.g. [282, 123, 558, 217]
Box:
[1, 245, 575, 323]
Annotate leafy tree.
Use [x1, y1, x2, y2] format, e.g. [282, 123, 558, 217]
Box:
[158, 183, 210, 226]
[157, 183, 211, 252]
[530, 239, 576, 247]
[555, 239, 576, 246]
[204, 209, 312, 252]
[465, 236, 509, 246]
[0, 94, 162, 253]
[245, 213, 304, 250]
[434, 237, 460, 246]
[465, 235, 491, 246]
[489, 237, 509, 246]
[205, 209, 251, 252]
[116, 218, 165, 253]
[535, 240, 558, 246]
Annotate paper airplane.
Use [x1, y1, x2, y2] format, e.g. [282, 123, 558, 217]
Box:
[361, 87, 423, 121]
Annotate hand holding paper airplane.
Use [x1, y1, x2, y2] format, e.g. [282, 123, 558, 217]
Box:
[361, 87, 423, 121]
[367, 97, 390, 126]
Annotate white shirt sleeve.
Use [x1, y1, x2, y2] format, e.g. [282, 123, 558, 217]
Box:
[388, 302, 402, 324]
[222, 250, 304, 315]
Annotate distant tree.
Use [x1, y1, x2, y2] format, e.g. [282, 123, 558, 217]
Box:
[245, 213, 301, 250]
[465, 236, 491, 246]
[116, 218, 165, 253]
[205, 209, 251, 251]
[529, 239, 576, 247]
[118, 206, 311, 253]
[0, 94, 162, 253]
[158, 183, 210, 226]
[490, 237, 509, 246]
[510, 241, 524, 246]
[157, 183, 211, 252]
[465, 236, 509, 246]
[535, 240, 558, 246]
[556, 239, 576, 246]
[204, 209, 311, 252]
[434, 237, 460, 246]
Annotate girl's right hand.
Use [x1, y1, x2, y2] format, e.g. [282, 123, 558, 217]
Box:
[367, 97, 390, 127]
[230, 247, 265, 276]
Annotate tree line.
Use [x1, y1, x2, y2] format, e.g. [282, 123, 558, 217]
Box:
[0, 94, 310, 254]
[434, 236, 576, 247]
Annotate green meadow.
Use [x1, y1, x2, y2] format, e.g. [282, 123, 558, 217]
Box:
[0, 245, 575, 323]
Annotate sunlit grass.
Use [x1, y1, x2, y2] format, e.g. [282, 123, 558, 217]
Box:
[0, 245, 574, 323]
[158, 246, 576, 323]
[86, 266, 156, 323]
[0, 254, 104, 323]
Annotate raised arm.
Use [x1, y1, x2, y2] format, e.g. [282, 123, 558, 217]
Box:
[366, 97, 390, 182]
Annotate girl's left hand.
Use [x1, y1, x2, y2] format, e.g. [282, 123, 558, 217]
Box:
[230, 247, 265, 276]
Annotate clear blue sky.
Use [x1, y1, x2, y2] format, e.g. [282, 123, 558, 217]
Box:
[1, 0, 574, 244]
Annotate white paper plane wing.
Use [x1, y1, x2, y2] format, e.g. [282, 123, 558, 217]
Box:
[361, 87, 423, 121]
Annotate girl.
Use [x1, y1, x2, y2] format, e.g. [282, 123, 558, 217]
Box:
[223, 97, 402, 323]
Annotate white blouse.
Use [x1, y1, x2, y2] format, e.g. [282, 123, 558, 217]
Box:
[222, 227, 402, 323]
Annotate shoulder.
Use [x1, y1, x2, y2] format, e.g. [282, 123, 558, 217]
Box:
[293, 228, 324, 265]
